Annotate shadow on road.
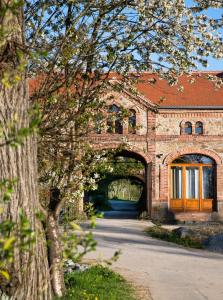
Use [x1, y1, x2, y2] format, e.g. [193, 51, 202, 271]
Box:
[101, 199, 139, 219]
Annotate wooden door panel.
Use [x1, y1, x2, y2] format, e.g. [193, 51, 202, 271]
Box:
[170, 199, 184, 210]
[202, 199, 213, 211]
[185, 199, 199, 210]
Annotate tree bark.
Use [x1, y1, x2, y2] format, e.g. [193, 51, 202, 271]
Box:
[46, 213, 65, 298]
[0, 2, 52, 299]
[46, 188, 65, 297]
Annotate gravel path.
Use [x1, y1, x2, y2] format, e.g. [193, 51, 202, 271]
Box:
[86, 215, 223, 300]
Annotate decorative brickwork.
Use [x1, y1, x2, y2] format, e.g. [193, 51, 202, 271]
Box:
[163, 148, 222, 165]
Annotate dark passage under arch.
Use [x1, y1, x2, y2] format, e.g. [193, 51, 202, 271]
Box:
[87, 150, 149, 218]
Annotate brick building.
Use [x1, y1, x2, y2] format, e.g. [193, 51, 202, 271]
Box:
[92, 72, 223, 222]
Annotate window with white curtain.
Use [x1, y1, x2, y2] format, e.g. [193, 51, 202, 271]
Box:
[186, 167, 199, 199]
[171, 167, 182, 199]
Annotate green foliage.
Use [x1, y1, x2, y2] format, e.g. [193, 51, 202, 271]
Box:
[99, 157, 144, 178]
[62, 220, 97, 263]
[0, 208, 35, 282]
[146, 226, 202, 249]
[0, 179, 17, 202]
[61, 204, 120, 271]
[62, 265, 137, 300]
[108, 179, 143, 201]
[26, 0, 223, 77]
[84, 203, 103, 227]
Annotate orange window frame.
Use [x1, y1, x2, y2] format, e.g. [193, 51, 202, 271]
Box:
[169, 162, 214, 212]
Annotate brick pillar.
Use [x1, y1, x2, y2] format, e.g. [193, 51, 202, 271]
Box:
[216, 164, 223, 216]
[123, 117, 128, 135]
[159, 164, 168, 202]
[101, 119, 107, 134]
[147, 110, 156, 135]
[146, 162, 152, 216]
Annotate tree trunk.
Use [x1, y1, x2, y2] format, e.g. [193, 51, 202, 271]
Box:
[45, 187, 65, 297]
[0, 80, 53, 300]
[46, 212, 65, 298]
[0, 2, 52, 299]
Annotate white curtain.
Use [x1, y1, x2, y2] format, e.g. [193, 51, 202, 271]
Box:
[186, 168, 199, 199]
[172, 167, 182, 199]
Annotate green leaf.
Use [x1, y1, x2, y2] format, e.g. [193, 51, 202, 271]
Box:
[3, 237, 16, 250]
[0, 270, 10, 281]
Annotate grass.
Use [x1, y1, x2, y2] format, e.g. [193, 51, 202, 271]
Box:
[62, 265, 137, 300]
[146, 226, 203, 249]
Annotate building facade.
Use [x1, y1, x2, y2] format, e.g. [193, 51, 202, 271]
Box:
[91, 72, 223, 222]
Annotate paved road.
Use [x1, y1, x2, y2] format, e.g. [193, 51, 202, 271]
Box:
[102, 200, 138, 219]
[86, 203, 223, 300]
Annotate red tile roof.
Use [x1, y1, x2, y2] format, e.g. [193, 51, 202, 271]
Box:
[29, 71, 223, 108]
[135, 72, 223, 107]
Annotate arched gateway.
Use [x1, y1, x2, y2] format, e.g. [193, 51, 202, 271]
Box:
[90, 145, 153, 216]
[87, 72, 223, 222]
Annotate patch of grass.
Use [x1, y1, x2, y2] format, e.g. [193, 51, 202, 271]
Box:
[146, 226, 203, 249]
[62, 265, 137, 300]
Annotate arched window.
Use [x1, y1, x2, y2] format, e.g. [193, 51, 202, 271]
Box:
[128, 109, 136, 134]
[107, 104, 123, 134]
[183, 121, 192, 135]
[170, 154, 215, 212]
[108, 104, 119, 114]
[195, 121, 203, 135]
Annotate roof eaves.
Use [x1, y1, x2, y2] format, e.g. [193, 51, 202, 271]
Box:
[110, 79, 158, 111]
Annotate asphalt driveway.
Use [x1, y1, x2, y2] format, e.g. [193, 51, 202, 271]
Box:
[87, 216, 223, 300]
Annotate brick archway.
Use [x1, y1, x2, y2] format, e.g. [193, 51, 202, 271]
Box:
[93, 143, 152, 164]
[92, 143, 152, 214]
[163, 148, 222, 166]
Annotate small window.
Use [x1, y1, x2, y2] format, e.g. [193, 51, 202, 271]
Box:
[128, 109, 136, 134]
[108, 104, 119, 113]
[184, 122, 192, 135]
[107, 104, 123, 134]
[115, 117, 123, 134]
[195, 122, 203, 135]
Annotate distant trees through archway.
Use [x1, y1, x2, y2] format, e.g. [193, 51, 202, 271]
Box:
[108, 178, 143, 201]
[87, 151, 148, 214]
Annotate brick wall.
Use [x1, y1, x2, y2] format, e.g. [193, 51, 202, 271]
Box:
[90, 92, 223, 221]
[154, 109, 223, 221]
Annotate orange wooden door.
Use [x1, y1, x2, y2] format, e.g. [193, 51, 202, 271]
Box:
[170, 164, 213, 212]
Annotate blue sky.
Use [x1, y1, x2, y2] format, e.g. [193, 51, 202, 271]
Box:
[205, 58, 223, 71]
[190, 2, 223, 71]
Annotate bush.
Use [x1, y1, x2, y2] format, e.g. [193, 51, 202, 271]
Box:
[146, 226, 202, 249]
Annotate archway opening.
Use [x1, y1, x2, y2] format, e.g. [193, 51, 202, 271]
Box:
[88, 150, 148, 218]
[169, 154, 216, 212]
